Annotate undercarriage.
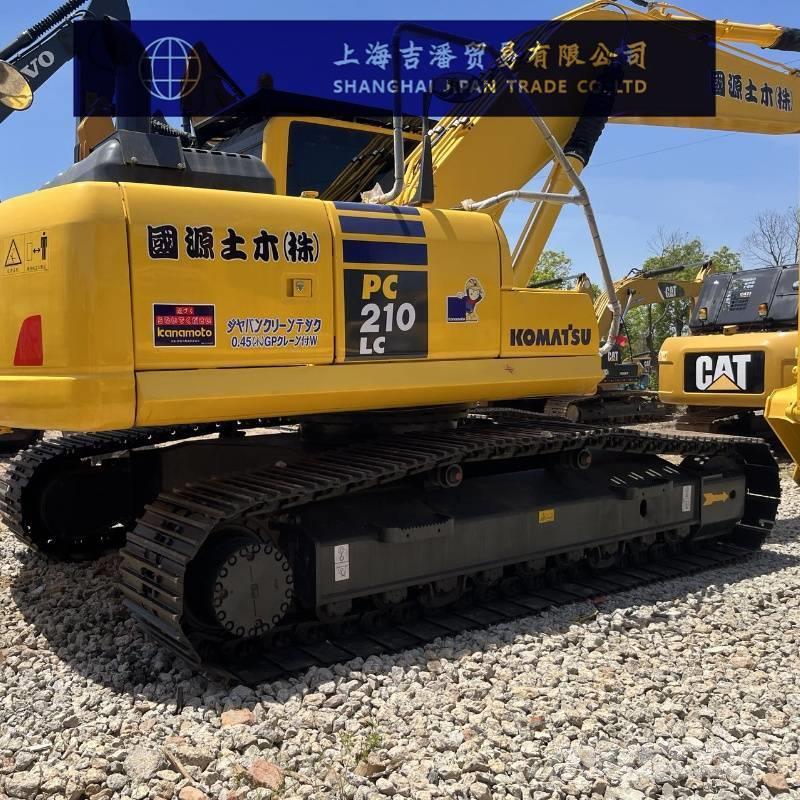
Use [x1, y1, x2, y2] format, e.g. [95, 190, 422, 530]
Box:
[675, 405, 775, 436]
[0, 410, 780, 680]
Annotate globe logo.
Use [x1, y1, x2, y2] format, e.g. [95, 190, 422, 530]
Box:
[139, 37, 202, 101]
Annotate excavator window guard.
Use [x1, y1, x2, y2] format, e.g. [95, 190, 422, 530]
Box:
[363, 20, 623, 355]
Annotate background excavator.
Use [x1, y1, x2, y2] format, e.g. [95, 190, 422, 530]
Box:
[659, 263, 798, 434]
[0, 1, 794, 679]
[530, 261, 714, 422]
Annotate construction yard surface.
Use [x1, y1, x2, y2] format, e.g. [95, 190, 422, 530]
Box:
[0, 456, 798, 800]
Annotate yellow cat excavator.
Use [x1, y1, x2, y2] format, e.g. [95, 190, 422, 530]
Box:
[660, 264, 798, 434]
[532, 262, 713, 422]
[0, 2, 793, 678]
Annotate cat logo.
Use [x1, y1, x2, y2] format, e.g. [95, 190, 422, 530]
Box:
[684, 351, 765, 394]
[657, 281, 685, 301]
[696, 354, 750, 391]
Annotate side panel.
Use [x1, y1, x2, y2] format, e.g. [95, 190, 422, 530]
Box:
[122, 184, 335, 370]
[0, 185, 603, 431]
[0, 183, 134, 430]
[659, 330, 797, 408]
[135, 355, 602, 426]
[134, 203, 602, 426]
[501, 288, 599, 359]
[327, 203, 502, 363]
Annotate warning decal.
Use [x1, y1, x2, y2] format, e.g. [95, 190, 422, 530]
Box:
[5, 239, 21, 267]
[333, 544, 350, 582]
[4, 231, 48, 275]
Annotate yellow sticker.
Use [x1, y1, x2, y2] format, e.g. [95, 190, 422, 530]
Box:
[538, 508, 555, 523]
[3, 230, 48, 276]
[288, 277, 313, 297]
[703, 491, 730, 507]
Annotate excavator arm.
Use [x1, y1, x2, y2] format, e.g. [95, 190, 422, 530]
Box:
[0, 0, 131, 151]
[531, 263, 711, 344]
[594, 262, 712, 342]
[383, 3, 799, 287]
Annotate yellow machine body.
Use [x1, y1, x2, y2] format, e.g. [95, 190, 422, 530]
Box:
[766, 382, 800, 479]
[0, 182, 601, 431]
[658, 330, 797, 409]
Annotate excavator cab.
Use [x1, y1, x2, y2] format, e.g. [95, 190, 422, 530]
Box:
[690, 267, 799, 334]
[214, 115, 421, 201]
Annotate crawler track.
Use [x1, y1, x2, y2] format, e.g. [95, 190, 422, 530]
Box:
[149, 539, 762, 685]
[0, 414, 780, 682]
[544, 394, 673, 425]
[115, 414, 778, 682]
[0, 422, 270, 558]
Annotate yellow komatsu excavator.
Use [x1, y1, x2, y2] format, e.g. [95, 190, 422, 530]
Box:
[0, 2, 793, 679]
[531, 262, 713, 422]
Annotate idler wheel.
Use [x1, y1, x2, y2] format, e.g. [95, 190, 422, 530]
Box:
[187, 526, 294, 639]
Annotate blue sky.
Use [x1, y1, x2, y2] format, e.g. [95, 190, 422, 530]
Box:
[1, 0, 798, 281]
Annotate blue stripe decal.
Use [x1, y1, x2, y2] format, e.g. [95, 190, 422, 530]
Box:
[343, 239, 428, 266]
[339, 216, 425, 237]
[333, 201, 420, 216]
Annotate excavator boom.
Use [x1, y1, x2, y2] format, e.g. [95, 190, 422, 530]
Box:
[0, 0, 130, 126]
[385, 3, 799, 285]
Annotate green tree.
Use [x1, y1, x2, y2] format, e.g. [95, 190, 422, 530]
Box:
[621, 231, 741, 377]
[708, 245, 742, 274]
[528, 249, 572, 286]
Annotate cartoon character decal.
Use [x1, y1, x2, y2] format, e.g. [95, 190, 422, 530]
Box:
[447, 277, 485, 323]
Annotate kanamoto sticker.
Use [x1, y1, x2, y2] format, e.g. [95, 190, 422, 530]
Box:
[153, 303, 216, 347]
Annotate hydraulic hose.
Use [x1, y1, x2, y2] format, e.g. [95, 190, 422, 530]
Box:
[150, 117, 196, 146]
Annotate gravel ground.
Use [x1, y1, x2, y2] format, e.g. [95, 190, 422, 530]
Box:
[0, 458, 799, 800]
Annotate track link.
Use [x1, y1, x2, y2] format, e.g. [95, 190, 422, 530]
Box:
[675, 406, 759, 434]
[0, 422, 270, 558]
[117, 414, 780, 682]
